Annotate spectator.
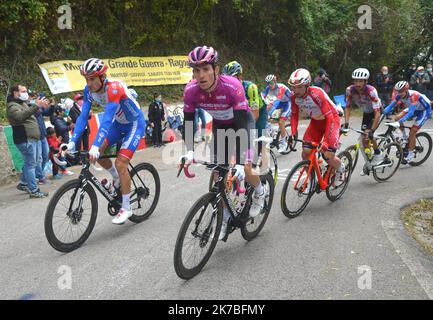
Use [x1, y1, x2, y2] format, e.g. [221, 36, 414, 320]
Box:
[375, 66, 394, 107]
[313, 68, 332, 94]
[148, 93, 165, 148]
[194, 108, 207, 143]
[50, 104, 74, 143]
[6, 84, 49, 198]
[426, 62, 433, 101]
[30, 92, 54, 184]
[46, 127, 69, 179]
[68, 94, 91, 151]
[406, 63, 417, 82]
[410, 66, 430, 94]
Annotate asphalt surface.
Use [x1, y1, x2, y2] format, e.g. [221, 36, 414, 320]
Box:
[1, 117, 433, 300]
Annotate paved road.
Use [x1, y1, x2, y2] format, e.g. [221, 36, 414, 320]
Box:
[1, 117, 433, 300]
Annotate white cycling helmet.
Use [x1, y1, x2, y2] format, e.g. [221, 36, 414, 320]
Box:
[288, 68, 311, 86]
[394, 81, 409, 92]
[265, 74, 277, 83]
[352, 68, 370, 80]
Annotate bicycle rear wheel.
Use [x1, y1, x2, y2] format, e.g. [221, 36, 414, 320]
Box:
[174, 193, 223, 280]
[409, 132, 432, 166]
[280, 160, 314, 218]
[326, 150, 353, 202]
[44, 179, 98, 253]
[241, 172, 275, 241]
[128, 163, 160, 223]
[277, 124, 297, 155]
[373, 142, 402, 182]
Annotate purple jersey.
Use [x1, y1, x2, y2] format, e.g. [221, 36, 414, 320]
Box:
[183, 75, 250, 125]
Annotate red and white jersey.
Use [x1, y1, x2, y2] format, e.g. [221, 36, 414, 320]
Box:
[290, 86, 340, 137]
[346, 84, 381, 113]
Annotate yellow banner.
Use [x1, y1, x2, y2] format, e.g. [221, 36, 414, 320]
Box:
[38, 56, 193, 94]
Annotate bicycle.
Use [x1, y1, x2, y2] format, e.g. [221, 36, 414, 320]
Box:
[377, 122, 432, 167]
[208, 135, 279, 190]
[174, 159, 275, 280]
[280, 138, 353, 218]
[344, 124, 403, 182]
[44, 149, 161, 253]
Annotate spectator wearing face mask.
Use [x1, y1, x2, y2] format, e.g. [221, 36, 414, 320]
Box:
[6, 84, 49, 198]
[425, 62, 433, 101]
[410, 66, 430, 94]
[148, 93, 165, 148]
[375, 66, 394, 107]
[406, 63, 417, 82]
[313, 68, 332, 94]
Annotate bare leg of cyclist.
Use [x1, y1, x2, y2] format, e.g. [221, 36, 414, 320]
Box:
[115, 155, 131, 209]
[96, 141, 120, 187]
[406, 126, 419, 162]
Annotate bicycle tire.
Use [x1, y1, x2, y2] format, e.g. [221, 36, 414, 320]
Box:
[128, 163, 161, 223]
[409, 132, 432, 167]
[241, 173, 275, 241]
[325, 150, 353, 202]
[345, 144, 359, 172]
[174, 193, 223, 280]
[373, 142, 403, 182]
[44, 179, 98, 253]
[280, 160, 314, 218]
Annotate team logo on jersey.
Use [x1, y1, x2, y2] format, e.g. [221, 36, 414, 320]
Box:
[216, 95, 226, 100]
[112, 89, 118, 95]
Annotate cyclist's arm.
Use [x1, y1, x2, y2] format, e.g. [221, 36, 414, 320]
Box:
[234, 110, 249, 163]
[399, 104, 416, 123]
[344, 88, 352, 124]
[371, 109, 381, 131]
[182, 88, 196, 152]
[182, 111, 195, 152]
[383, 100, 397, 115]
[290, 96, 299, 137]
[248, 84, 261, 121]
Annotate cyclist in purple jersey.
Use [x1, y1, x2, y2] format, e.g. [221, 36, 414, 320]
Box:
[180, 45, 266, 240]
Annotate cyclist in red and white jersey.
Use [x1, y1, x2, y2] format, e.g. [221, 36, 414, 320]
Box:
[288, 68, 346, 182]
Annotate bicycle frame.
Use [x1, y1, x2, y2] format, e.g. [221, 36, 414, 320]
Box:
[68, 152, 147, 214]
[294, 145, 333, 193]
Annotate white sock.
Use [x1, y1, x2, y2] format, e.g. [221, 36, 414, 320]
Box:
[108, 166, 119, 180]
[255, 183, 264, 195]
[338, 163, 346, 173]
[122, 194, 131, 211]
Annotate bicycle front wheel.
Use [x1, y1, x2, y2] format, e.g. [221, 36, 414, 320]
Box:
[128, 163, 161, 223]
[44, 179, 98, 253]
[280, 160, 314, 218]
[174, 193, 223, 280]
[373, 142, 402, 182]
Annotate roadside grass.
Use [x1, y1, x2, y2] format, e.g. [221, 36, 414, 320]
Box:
[401, 198, 433, 256]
